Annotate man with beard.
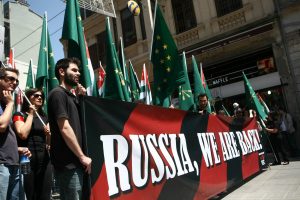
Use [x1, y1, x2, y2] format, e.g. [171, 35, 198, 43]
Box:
[48, 58, 92, 200]
[0, 67, 31, 200]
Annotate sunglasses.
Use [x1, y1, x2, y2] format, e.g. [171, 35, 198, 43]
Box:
[32, 94, 43, 98]
[4, 75, 19, 85]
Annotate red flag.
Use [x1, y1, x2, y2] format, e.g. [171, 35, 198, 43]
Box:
[98, 62, 106, 97]
[8, 48, 16, 69]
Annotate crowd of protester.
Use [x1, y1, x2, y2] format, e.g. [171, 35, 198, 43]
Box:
[0, 58, 298, 199]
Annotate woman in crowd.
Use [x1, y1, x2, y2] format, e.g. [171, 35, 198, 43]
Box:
[13, 88, 52, 200]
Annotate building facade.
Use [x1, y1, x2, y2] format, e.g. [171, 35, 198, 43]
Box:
[83, 0, 300, 142]
[1, 0, 41, 89]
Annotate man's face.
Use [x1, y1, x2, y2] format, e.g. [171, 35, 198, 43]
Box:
[198, 96, 208, 110]
[0, 71, 19, 92]
[64, 63, 80, 87]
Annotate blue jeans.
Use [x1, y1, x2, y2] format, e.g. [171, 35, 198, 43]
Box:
[55, 168, 83, 200]
[0, 164, 25, 200]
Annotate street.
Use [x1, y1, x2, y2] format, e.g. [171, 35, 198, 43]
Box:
[220, 157, 300, 200]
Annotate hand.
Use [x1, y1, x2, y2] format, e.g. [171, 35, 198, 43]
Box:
[44, 125, 51, 136]
[76, 84, 86, 96]
[18, 147, 32, 158]
[2, 90, 13, 104]
[79, 155, 92, 174]
[28, 105, 37, 115]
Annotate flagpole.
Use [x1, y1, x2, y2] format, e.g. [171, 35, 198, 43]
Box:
[0, 62, 46, 127]
[149, 0, 158, 60]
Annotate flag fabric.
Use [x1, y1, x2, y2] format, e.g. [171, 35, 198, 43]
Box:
[84, 36, 98, 96]
[36, 13, 58, 113]
[178, 52, 194, 111]
[199, 63, 213, 113]
[192, 56, 204, 111]
[243, 72, 268, 120]
[128, 60, 141, 101]
[47, 30, 58, 91]
[8, 48, 15, 69]
[139, 64, 152, 105]
[118, 37, 132, 99]
[14, 89, 22, 112]
[150, 4, 185, 106]
[103, 17, 131, 101]
[61, 0, 95, 96]
[97, 61, 106, 97]
[257, 93, 270, 115]
[25, 59, 35, 90]
[80, 96, 266, 200]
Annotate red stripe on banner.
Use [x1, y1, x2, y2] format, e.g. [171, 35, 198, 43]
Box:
[120, 104, 186, 200]
[241, 118, 260, 179]
[90, 166, 109, 200]
[90, 104, 187, 200]
[194, 115, 228, 200]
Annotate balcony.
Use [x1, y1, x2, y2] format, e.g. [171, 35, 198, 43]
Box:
[211, 3, 253, 32]
[174, 24, 205, 49]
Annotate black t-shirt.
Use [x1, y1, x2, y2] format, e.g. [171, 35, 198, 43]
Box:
[0, 104, 19, 165]
[48, 86, 82, 170]
[13, 112, 48, 152]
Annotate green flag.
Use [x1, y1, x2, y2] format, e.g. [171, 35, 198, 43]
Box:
[243, 72, 268, 120]
[200, 63, 213, 113]
[192, 55, 205, 110]
[61, 0, 95, 95]
[103, 17, 131, 101]
[36, 13, 57, 112]
[150, 4, 185, 106]
[128, 60, 141, 101]
[118, 37, 131, 99]
[26, 59, 35, 90]
[179, 52, 194, 111]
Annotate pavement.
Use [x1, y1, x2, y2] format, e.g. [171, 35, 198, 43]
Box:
[219, 156, 300, 200]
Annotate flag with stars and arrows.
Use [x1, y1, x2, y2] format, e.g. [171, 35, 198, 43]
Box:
[103, 17, 131, 101]
[61, 0, 95, 96]
[118, 37, 132, 100]
[36, 13, 58, 112]
[178, 52, 194, 111]
[128, 60, 141, 101]
[150, 3, 185, 107]
[192, 55, 205, 111]
[26, 59, 35, 90]
[243, 72, 268, 120]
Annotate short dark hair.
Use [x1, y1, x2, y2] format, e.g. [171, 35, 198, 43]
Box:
[22, 88, 45, 116]
[0, 67, 19, 78]
[198, 93, 208, 100]
[55, 57, 81, 80]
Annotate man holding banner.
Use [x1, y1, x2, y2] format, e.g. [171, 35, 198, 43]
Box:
[48, 58, 92, 200]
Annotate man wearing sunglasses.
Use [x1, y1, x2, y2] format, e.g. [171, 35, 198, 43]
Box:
[0, 67, 31, 200]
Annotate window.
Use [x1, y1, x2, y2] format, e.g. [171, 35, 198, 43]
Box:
[215, 0, 243, 17]
[121, 8, 137, 47]
[171, 0, 197, 34]
[80, 8, 95, 20]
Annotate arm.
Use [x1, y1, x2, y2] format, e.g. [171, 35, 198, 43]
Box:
[57, 118, 92, 173]
[0, 91, 14, 133]
[13, 107, 35, 140]
[265, 127, 278, 134]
